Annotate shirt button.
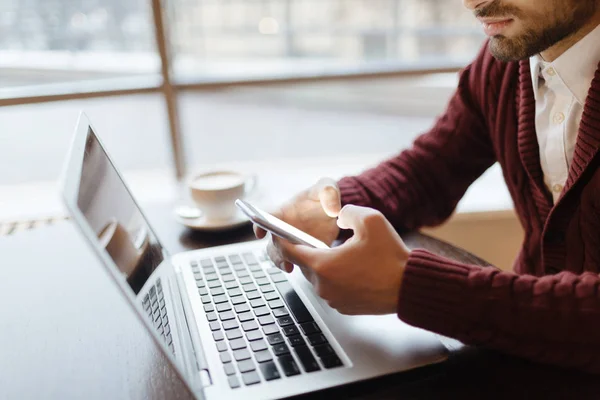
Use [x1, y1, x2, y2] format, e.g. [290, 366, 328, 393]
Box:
[553, 112, 565, 124]
[546, 67, 556, 77]
[552, 183, 563, 193]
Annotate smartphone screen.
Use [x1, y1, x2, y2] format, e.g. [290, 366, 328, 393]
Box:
[236, 200, 329, 249]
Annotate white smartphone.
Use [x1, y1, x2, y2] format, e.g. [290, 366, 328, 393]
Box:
[235, 199, 329, 249]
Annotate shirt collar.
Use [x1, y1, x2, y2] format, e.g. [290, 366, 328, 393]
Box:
[529, 23, 600, 105]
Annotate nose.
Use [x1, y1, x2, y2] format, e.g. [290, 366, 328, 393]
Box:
[463, 0, 493, 11]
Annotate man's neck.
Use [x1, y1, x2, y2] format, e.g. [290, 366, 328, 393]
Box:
[541, 13, 600, 62]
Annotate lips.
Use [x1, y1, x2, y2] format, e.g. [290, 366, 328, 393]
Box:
[478, 18, 514, 36]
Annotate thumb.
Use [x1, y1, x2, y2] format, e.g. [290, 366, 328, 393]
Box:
[336, 205, 380, 236]
[310, 178, 341, 218]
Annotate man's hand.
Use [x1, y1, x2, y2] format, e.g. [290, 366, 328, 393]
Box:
[276, 205, 410, 315]
[254, 178, 342, 273]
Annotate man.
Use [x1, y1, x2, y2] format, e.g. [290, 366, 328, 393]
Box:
[255, 0, 600, 373]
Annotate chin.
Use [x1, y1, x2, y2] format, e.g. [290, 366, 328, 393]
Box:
[488, 36, 530, 62]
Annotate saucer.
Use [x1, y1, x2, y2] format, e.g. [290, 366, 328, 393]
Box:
[175, 208, 251, 232]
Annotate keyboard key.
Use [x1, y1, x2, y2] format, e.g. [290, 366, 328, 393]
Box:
[208, 280, 222, 289]
[210, 287, 225, 296]
[262, 324, 279, 335]
[246, 330, 263, 341]
[250, 339, 268, 352]
[254, 349, 273, 363]
[228, 254, 242, 264]
[237, 359, 256, 373]
[260, 284, 275, 294]
[266, 268, 281, 275]
[264, 292, 279, 301]
[255, 277, 270, 286]
[259, 361, 281, 381]
[307, 334, 327, 346]
[222, 274, 236, 283]
[229, 338, 247, 350]
[272, 343, 290, 356]
[225, 281, 238, 289]
[258, 315, 275, 326]
[234, 265, 248, 273]
[219, 311, 235, 321]
[250, 299, 266, 308]
[235, 303, 251, 314]
[166, 333, 173, 345]
[231, 296, 246, 305]
[216, 302, 232, 312]
[213, 294, 228, 304]
[205, 273, 219, 281]
[272, 308, 289, 318]
[239, 276, 253, 285]
[243, 253, 259, 265]
[241, 371, 261, 386]
[220, 267, 232, 275]
[249, 264, 262, 272]
[216, 341, 228, 352]
[253, 306, 270, 317]
[313, 344, 336, 358]
[228, 287, 243, 297]
[277, 316, 294, 327]
[222, 319, 239, 331]
[274, 282, 314, 323]
[196, 279, 205, 288]
[288, 335, 306, 348]
[242, 320, 259, 332]
[206, 312, 217, 322]
[224, 363, 236, 376]
[219, 352, 231, 363]
[226, 328, 243, 340]
[203, 267, 216, 275]
[252, 271, 266, 279]
[321, 354, 343, 369]
[268, 299, 285, 309]
[201, 295, 211, 304]
[203, 304, 215, 313]
[209, 321, 221, 331]
[300, 322, 321, 335]
[233, 349, 251, 361]
[238, 312, 254, 322]
[277, 355, 301, 377]
[227, 375, 240, 389]
[282, 325, 300, 337]
[266, 333, 285, 345]
[243, 283, 257, 292]
[246, 291, 261, 300]
[213, 330, 224, 341]
[271, 274, 288, 283]
[295, 346, 320, 372]
[200, 259, 213, 268]
[215, 256, 227, 263]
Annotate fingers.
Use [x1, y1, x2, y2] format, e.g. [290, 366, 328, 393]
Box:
[336, 205, 381, 236]
[266, 238, 294, 273]
[253, 224, 267, 239]
[309, 178, 341, 218]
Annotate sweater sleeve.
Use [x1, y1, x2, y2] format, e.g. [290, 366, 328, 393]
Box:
[400, 249, 600, 373]
[338, 43, 498, 231]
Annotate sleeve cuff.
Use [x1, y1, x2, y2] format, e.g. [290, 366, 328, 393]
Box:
[397, 248, 486, 337]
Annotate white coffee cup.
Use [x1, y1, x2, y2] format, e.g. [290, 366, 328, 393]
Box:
[98, 218, 145, 276]
[189, 170, 256, 222]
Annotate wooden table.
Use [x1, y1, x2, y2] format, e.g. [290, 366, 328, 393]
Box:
[1, 201, 598, 400]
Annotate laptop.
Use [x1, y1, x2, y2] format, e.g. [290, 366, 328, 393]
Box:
[60, 113, 448, 400]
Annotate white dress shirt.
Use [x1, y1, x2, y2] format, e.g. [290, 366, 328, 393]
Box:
[530, 24, 600, 203]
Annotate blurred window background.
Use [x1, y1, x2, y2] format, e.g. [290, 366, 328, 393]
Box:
[0, 0, 484, 219]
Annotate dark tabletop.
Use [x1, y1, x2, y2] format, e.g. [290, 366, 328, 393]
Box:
[1, 201, 598, 400]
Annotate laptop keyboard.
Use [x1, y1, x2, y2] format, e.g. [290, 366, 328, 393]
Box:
[142, 278, 175, 356]
[191, 251, 343, 389]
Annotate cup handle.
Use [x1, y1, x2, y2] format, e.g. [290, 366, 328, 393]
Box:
[244, 174, 258, 198]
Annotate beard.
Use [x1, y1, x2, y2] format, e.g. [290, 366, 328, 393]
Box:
[475, 0, 597, 61]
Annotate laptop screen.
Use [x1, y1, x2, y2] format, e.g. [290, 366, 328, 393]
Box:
[76, 128, 166, 295]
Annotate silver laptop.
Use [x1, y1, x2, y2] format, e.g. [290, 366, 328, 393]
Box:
[60, 113, 447, 400]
